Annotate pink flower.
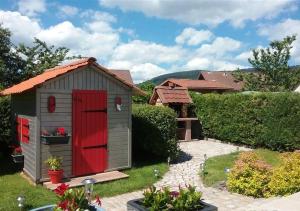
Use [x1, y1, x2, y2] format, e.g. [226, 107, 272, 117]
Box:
[170, 191, 179, 198]
[54, 183, 69, 196]
[95, 195, 102, 206]
[58, 200, 68, 209]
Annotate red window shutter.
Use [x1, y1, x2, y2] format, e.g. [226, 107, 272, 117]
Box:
[16, 117, 22, 142]
[22, 118, 29, 143]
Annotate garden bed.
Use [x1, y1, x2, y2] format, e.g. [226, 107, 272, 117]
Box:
[201, 149, 281, 187]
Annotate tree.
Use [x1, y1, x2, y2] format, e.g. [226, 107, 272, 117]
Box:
[132, 81, 156, 104]
[0, 25, 79, 88]
[0, 26, 25, 88]
[244, 35, 297, 91]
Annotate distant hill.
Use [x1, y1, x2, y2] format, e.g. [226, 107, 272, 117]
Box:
[146, 66, 300, 85]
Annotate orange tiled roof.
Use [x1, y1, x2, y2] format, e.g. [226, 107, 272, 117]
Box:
[198, 71, 244, 91]
[162, 79, 233, 90]
[0, 57, 145, 96]
[149, 86, 192, 104]
[110, 69, 134, 85]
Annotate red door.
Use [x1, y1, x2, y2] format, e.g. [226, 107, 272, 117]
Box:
[72, 90, 107, 176]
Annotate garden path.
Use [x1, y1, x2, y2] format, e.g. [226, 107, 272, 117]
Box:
[101, 140, 283, 211]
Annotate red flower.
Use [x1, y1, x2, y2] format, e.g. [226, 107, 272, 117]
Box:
[15, 147, 22, 154]
[58, 200, 68, 209]
[54, 183, 69, 196]
[95, 195, 102, 206]
[170, 191, 179, 198]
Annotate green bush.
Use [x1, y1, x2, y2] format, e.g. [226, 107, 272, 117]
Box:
[143, 185, 202, 211]
[192, 92, 300, 151]
[132, 104, 178, 161]
[268, 152, 300, 196]
[0, 96, 11, 153]
[227, 151, 272, 198]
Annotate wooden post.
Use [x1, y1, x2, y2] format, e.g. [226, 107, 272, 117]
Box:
[184, 120, 192, 141]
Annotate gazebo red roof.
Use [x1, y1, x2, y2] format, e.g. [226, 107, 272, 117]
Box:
[149, 86, 192, 105]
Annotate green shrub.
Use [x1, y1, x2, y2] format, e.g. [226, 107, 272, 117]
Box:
[0, 96, 11, 153]
[143, 185, 202, 211]
[132, 104, 178, 161]
[227, 151, 272, 197]
[268, 152, 300, 196]
[192, 92, 300, 151]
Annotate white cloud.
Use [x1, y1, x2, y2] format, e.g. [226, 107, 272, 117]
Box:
[100, 0, 295, 27]
[36, 21, 119, 59]
[185, 57, 245, 70]
[57, 5, 79, 18]
[18, 0, 46, 16]
[196, 37, 241, 57]
[258, 18, 300, 63]
[235, 51, 252, 62]
[108, 60, 167, 83]
[0, 10, 41, 45]
[175, 28, 213, 46]
[111, 40, 184, 64]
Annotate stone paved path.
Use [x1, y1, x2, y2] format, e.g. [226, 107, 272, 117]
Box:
[101, 140, 282, 211]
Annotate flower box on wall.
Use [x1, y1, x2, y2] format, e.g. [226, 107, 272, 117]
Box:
[41, 135, 70, 145]
[127, 199, 218, 211]
[11, 154, 24, 163]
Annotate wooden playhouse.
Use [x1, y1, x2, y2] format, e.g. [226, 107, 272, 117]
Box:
[0, 57, 144, 183]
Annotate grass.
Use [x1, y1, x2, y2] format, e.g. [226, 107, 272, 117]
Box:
[0, 154, 168, 211]
[201, 149, 281, 187]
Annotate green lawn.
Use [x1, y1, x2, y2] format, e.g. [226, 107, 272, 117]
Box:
[0, 154, 168, 211]
[201, 149, 281, 187]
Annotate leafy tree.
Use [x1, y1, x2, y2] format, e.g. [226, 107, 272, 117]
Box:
[0, 26, 25, 88]
[241, 35, 298, 91]
[132, 81, 156, 104]
[0, 25, 79, 88]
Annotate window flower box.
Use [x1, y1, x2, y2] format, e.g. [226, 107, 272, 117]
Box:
[10, 146, 24, 163]
[41, 135, 70, 145]
[127, 198, 217, 211]
[11, 154, 24, 163]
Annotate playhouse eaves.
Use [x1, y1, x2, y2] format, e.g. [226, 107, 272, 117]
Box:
[0, 57, 145, 96]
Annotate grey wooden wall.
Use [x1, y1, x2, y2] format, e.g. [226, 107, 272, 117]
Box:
[38, 66, 132, 180]
[11, 91, 39, 181]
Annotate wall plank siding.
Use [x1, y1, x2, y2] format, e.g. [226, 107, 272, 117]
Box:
[38, 66, 132, 180]
[11, 91, 38, 181]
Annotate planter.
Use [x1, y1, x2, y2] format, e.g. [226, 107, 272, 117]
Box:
[127, 199, 217, 211]
[41, 135, 70, 145]
[11, 154, 24, 163]
[29, 204, 105, 211]
[48, 169, 64, 184]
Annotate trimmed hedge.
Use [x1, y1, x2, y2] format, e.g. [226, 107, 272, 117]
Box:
[0, 96, 11, 154]
[192, 92, 300, 151]
[132, 104, 179, 161]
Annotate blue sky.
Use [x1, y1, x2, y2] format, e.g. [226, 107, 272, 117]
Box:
[1, 0, 300, 83]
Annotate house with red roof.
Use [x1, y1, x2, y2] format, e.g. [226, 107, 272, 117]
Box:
[0, 57, 144, 184]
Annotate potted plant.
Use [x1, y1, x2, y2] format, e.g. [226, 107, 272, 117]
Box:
[127, 185, 217, 211]
[45, 156, 64, 184]
[11, 145, 24, 163]
[41, 128, 70, 145]
[29, 183, 104, 211]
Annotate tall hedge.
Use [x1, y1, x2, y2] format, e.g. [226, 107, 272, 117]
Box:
[0, 96, 11, 154]
[132, 104, 178, 161]
[192, 93, 300, 151]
